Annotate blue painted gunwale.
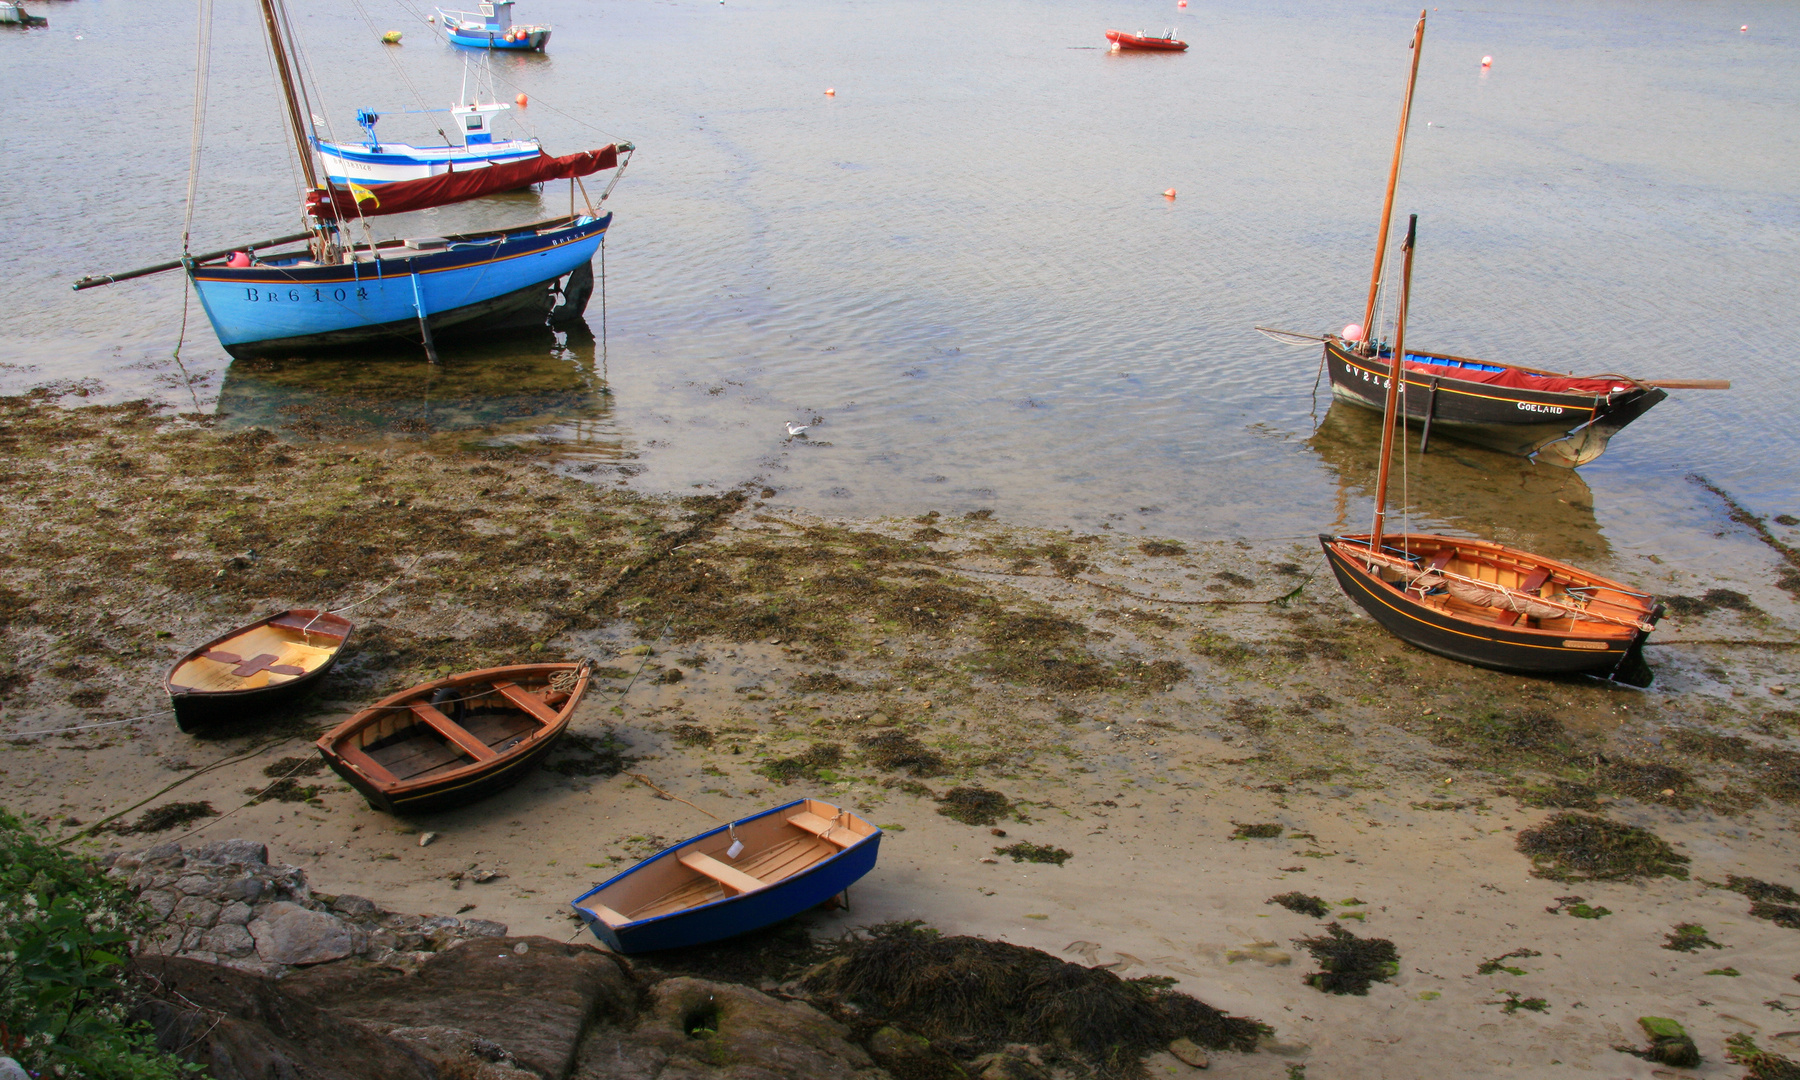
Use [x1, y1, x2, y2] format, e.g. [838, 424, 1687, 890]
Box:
[187, 213, 606, 351]
[571, 798, 882, 954]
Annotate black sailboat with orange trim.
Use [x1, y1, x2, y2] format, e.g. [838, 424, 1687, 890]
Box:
[1318, 216, 1662, 686]
[1286, 11, 1725, 467]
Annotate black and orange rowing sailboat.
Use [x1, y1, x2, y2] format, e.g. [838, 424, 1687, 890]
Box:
[1266, 11, 1725, 467]
[1319, 216, 1661, 686]
[317, 661, 592, 813]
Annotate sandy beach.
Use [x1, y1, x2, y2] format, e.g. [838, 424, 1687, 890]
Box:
[5, 388, 1800, 1078]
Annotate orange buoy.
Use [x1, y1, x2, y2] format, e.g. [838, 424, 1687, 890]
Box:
[1178, 1, 1187, 7]
[1481, 54, 1492, 67]
[516, 93, 528, 106]
[824, 87, 836, 96]
[1163, 189, 1177, 199]
[1740, 24, 1748, 31]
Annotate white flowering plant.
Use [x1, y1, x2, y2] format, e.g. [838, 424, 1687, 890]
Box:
[0, 809, 201, 1079]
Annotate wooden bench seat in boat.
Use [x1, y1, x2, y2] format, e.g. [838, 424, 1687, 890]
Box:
[787, 811, 858, 849]
[491, 681, 559, 725]
[408, 702, 496, 760]
[677, 850, 766, 895]
[574, 898, 632, 927]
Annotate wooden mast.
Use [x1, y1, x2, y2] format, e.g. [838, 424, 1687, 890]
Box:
[258, 0, 320, 194]
[1369, 214, 1416, 553]
[1358, 10, 1426, 353]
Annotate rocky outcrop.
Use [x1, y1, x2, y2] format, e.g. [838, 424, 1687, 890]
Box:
[572, 976, 887, 1080]
[109, 839, 507, 976]
[284, 936, 635, 1079]
[131, 955, 437, 1080]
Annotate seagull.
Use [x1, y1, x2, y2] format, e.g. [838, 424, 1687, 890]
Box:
[785, 421, 811, 437]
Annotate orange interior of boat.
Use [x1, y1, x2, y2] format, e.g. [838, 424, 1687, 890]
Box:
[169, 612, 347, 693]
[331, 676, 572, 790]
[574, 799, 875, 928]
[1348, 537, 1650, 637]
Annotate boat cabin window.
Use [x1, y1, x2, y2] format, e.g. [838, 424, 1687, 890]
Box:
[465, 116, 484, 130]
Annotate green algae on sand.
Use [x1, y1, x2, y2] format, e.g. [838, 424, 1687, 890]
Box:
[1515, 813, 1690, 882]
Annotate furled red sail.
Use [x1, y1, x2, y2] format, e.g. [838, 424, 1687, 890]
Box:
[305, 145, 619, 220]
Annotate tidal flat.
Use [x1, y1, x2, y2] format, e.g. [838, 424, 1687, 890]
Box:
[4, 387, 1800, 1077]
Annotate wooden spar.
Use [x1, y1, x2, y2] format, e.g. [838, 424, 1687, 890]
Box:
[72, 233, 315, 291]
[1369, 214, 1417, 553]
[1359, 10, 1427, 351]
[258, 0, 320, 192]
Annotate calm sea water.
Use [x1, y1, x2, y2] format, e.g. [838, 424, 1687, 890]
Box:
[5, 0, 1798, 580]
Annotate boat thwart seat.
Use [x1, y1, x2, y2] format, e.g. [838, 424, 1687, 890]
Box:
[787, 810, 858, 849]
[407, 702, 497, 760]
[678, 850, 766, 895]
[576, 898, 632, 927]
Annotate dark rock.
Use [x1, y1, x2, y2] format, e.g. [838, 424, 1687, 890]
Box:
[331, 894, 380, 919]
[195, 839, 269, 866]
[285, 936, 633, 1079]
[130, 956, 435, 1080]
[868, 1023, 964, 1079]
[250, 901, 356, 966]
[388, 1025, 538, 1080]
[572, 976, 881, 1079]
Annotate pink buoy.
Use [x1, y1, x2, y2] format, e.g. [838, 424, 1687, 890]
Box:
[1163, 188, 1177, 199]
[1481, 54, 1492, 68]
[1740, 24, 1748, 31]
[1178, 1, 1187, 7]
[516, 93, 528, 106]
[1342, 323, 1364, 343]
[227, 251, 251, 268]
[824, 87, 836, 96]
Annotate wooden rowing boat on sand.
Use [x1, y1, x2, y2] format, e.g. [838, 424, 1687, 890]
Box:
[1319, 533, 1660, 685]
[571, 798, 881, 954]
[166, 609, 353, 733]
[317, 661, 592, 814]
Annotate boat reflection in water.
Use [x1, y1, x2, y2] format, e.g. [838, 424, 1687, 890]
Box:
[1306, 401, 1610, 567]
[214, 326, 625, 456]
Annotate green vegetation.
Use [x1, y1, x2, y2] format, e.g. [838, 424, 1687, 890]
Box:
[1230, 822, 1283, 840]
[0, 809, 200, 1078]
[1616, 1017, 1701, 1068]
[1663, 923, 1723, 952]
[1266, 892, 1330, 918]
[1294, 924, 1398, 996]
[1726, 1033, 1800, 1079]
[993, 843, 1071, 866]
[936, 787, 1013, 826]
[1515, 813, 1690, 882]
[1476, 948, 1540, 976]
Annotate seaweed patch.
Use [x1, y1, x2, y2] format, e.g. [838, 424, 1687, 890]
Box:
[1293, 924, 1398, 995]
[1515, 813, 1690, 882]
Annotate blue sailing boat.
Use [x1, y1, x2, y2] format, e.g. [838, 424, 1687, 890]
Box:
[75, 0, 625, 362]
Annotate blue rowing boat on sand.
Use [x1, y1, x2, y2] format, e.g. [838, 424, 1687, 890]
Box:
[572, 798, 881, 954]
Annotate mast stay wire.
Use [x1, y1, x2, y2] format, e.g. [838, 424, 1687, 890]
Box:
[346, 0, 452, 144]
[170, 0, 215, 414]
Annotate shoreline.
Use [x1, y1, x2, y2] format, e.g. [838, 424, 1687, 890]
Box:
[3, 388, 1799, 1077]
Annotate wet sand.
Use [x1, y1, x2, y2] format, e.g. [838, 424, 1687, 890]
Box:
[4, 389, 1800, 1078]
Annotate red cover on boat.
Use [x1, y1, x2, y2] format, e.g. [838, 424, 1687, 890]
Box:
[306, 146, 620, 220]
[1403, 357, 1631, 396]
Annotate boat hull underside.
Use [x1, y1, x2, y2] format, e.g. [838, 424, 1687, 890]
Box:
[1325, 342, 1666, 466]
[1318, 535, 1654, 685]
[189, 219, 603, 358]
